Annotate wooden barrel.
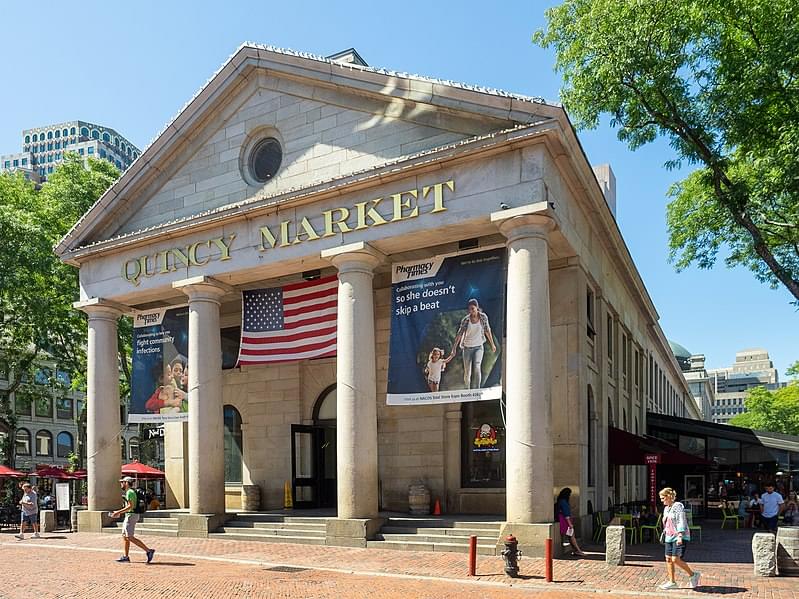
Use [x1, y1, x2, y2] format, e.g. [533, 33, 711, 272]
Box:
[408, 481, 431, 515]
[241, 485, 261, 511]
[70, 505, 86, 532]
[776, 526, 799, 576]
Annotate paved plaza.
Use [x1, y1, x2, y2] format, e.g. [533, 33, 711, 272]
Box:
[0, 523, 796, 598]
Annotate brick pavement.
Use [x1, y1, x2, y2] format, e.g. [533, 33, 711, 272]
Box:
[0, 525, 795, 599]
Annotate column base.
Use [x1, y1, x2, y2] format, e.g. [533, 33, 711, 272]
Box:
[77, 510, 115, 533]
[496, 522, 563, 559]
[325, 518, 385, 548]
[175, 513, 231, 538]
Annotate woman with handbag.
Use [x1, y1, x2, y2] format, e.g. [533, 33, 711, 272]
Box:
[658, 487, 701, 590]
[556, 488, 586, 557]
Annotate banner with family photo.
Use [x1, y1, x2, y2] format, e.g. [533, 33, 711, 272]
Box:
[387, 248, 506, 405]
[129, 307, 190, 423]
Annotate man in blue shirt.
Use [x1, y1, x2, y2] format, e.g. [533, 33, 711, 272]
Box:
[759, 482, 785, 532]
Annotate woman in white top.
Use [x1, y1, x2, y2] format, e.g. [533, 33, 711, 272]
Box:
[449, 299, 497, 389]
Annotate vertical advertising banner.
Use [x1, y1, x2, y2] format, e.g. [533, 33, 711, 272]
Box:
[129, 307, 189, 423]
[387, 248, 506, 405]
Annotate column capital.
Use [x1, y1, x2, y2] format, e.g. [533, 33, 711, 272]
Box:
[491, 202, 558, 243]
[321, 241, 385, 274]
[73, 298, 128, 319]
[173, 276, 236, 303]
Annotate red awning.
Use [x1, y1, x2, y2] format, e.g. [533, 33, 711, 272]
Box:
[121, 461, 165, 479]
[70, 469, 87, 479]
[0, 464, 26, 477]
[608, 427, 713, 466]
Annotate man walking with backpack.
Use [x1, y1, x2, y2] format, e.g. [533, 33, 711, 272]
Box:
[110, 476, 155, 563]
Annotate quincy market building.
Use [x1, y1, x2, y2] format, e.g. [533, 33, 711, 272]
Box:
[56, 45, 698, 547]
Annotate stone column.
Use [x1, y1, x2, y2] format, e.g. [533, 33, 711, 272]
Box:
[321, 242, 383, 522]
[444, 410, 462, 513]
[80, 301, 124, 513]
[174, 276, 232, 516]
[492, 208, 556, 523]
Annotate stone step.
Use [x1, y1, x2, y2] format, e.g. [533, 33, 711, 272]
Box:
[225, 520, 326, 531]
[383, 518, 502, 530]
[376, 533, 497, 544]
[366, 540, 497, 555]
[220, 525, 325, 538]
[105, 521, 179, 531]
[231, 514, 333, 525]
[209, 531, 326, 545]
[380, 526, 499, 537]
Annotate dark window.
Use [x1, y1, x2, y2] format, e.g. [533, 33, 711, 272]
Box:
[62, 128, 68, 136]
[15, 429, 31, 455]
[47, 131, 53, 139]
[56, 431, 73, 457]
[248, 137, 282, 183]
[91, 130, 99, 140]
[36, 430, 53, 456]
[57, 397, 73, 419]
[35, 395, 52, 418]
[221, 327, 241, 369]
[586, 288, 596, 339]
[70, 127, 76, 135]
[102, 132, 110, 142]
[461, 399, 505, 488]
[129, 437, 140, 461]
[80, 127, 88, 137]
[587, 386, 595, 486]
[120, 438, 127, 460]
[224, 405, 243, 483]
[55, 129, 60, 138]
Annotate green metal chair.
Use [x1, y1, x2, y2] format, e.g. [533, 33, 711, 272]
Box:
[618, 513, 639, 544]
[687, 510, 702, 543]
[593, 511, 610, 542]
[639, 512, 662, 543]
[721, 506, 740, 529]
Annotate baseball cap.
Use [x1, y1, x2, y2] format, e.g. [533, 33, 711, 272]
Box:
[119, 476, 136, 483]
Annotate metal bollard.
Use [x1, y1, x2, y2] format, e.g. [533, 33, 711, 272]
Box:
[545, 538, 553, 582]
[468, 535, 477, 576]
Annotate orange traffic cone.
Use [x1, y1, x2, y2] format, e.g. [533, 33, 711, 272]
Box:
[433, 498, 442, 515]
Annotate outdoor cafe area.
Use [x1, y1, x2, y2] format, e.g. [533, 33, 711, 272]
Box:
[0, 460, 165, 532]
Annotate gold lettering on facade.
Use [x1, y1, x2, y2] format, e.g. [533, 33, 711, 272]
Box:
[121, 180, 454, 285]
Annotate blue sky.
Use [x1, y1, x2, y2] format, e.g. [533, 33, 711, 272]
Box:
[1, 1, 794, 376]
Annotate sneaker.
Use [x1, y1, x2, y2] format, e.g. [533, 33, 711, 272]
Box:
[146, 549, 155, 564]
[14, 534, 24, 540]
[115, 556, 130, 563]
[689, 571, 701, 589]
[32, 532, 41, 539]
[658, 581, 678, 590]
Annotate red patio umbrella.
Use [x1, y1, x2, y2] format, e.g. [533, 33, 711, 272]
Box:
[0, 464, 26, 477]
[31, 465, 74, 479]
[121, 461, 164, 479]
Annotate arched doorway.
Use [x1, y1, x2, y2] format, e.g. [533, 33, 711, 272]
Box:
[291, 385, 337, 509]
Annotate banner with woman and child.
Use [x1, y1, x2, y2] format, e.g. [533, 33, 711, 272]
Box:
[129, 306, 190, 423]
[387, 248, 506, 405]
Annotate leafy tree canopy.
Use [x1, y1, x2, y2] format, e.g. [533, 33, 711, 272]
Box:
[534, 0, 799, 301]
[729, 382, 799, 436]
[0, 155, 120, 461]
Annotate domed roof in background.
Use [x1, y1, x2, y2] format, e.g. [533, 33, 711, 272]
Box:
[669, 340, 692, 359]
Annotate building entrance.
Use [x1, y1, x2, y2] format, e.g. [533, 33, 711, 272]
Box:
[290, 385, 337, 509]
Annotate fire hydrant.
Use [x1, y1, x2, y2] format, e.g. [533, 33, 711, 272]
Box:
[501, 534, 521, 577]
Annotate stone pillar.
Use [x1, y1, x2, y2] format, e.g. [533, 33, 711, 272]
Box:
[77, 300, 124, 515]
[494, 210, 556, 523]
[174, 276, 232, 515]
[444, 410, 462, 513]
[164, 421, 189, 508]
[606, 525, 626, 566]
[321, 242, 383, 523]
[752, 532, 777, 577]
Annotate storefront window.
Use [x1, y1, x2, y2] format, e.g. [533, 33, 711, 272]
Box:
[679, 435, 706, 459]
[224, 405, 243, 483]
[707, 436, 739, 467]
[462, 400, 505, 488]
[221, 327, 241, 369]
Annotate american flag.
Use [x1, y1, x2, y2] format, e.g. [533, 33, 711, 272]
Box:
[237, 275, 338, 365]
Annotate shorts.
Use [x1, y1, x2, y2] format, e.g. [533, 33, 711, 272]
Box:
[762, 515, 779, 530]
[21, 513, 38, 525]
[122, 513, 140, 538]
[664, 540, 688, 559]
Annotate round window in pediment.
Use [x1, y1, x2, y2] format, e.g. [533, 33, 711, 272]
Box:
[248, 137, 282, 183]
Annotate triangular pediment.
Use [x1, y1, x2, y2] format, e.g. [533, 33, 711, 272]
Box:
[58, 45, 561, 256]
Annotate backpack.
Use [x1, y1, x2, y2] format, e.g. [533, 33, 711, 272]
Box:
[133, 488, 148, 514]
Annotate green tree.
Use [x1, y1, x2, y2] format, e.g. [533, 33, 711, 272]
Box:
[729, 383, 799, 435]
[534, 0, 799, 302]
[0, 154, 127, 465]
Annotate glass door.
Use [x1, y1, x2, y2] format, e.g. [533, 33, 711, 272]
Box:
[684, 474, 705, 517]
[291, 425, 319, 509]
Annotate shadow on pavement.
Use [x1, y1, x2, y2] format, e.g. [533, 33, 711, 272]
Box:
[694, 586, 749, 595]
[146, 562, 196, 567]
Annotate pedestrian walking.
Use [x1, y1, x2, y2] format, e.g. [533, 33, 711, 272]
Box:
[758, 482, 784, 532]
[555, 487, 586, 557]
[657, 487, 700, 591]
[110, 476, 155, 563]
[15, 482, 40, 540]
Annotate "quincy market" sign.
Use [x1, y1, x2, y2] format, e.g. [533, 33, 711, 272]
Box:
[121, 180, 454, 286]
